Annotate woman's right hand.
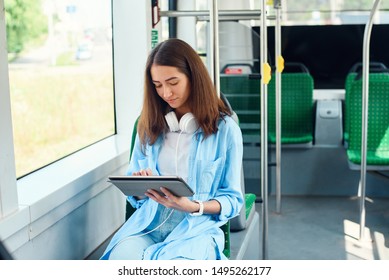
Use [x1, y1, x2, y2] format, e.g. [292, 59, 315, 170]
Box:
[132, 168, 152, 200]
[132, 168, 153, 176]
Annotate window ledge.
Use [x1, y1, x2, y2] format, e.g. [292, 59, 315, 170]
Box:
[0, 134, 130, 249]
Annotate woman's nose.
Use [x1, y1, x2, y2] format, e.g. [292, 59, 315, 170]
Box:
[163, 85, 172, 98]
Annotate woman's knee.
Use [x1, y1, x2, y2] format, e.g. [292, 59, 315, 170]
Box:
[108, 235, 155, 260]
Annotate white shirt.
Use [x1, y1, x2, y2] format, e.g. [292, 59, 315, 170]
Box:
[157, 131, 192, 182]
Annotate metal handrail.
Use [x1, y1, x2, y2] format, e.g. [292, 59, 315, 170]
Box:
[274, 0, 283, 215]
[359, 0, 382, 240]
[160, 9, 276, 21]
[210, 0, 220, 97]
[260, 0, 269, 260]
[207, 0, 271, 260]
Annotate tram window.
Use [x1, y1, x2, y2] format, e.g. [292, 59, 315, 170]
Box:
[6, 0, 114, 177]
[273, 1, 389, 25]
[259, 24, 389, 89]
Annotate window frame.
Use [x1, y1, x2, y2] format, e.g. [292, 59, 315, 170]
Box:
[0, 0, 151, 257]
[0, 0, 18, 219]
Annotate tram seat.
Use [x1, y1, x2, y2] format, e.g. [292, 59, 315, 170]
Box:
[343, 62, 388, 145]
[343, 72, 357, 145]
[268, 69, 314, 145]
[220, 74, 261, 144]
[126, 96, 259, 259]
[220, 62, 314, 146]
[345, 72, 389, 170]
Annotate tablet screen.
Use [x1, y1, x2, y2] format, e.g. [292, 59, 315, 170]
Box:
[108, 175, 195, 197]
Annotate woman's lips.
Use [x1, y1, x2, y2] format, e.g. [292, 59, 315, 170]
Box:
[166, 98, 177, 104]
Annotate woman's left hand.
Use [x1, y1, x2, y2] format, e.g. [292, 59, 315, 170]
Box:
[145, 187, 199, 213]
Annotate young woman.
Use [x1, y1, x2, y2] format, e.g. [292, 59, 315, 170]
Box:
[100, 38, 243, 260]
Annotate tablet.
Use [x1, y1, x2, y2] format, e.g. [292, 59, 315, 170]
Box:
[108, 175, 195, 197]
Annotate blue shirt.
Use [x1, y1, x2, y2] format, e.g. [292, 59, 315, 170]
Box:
[100, 116, 243, 260]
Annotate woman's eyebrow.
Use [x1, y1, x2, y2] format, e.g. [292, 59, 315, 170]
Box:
[152, 77, 179, 83]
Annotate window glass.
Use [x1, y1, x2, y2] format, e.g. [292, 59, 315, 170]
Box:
[6, 0, 114, 177]
[281, 0, 389, 25]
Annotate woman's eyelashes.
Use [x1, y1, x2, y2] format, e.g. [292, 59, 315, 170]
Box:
[153, 80, 179, 89]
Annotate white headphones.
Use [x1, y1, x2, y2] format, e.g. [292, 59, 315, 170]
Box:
[165, 111, 198, 134]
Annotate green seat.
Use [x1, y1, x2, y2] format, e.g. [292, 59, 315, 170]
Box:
[220, 72, 314, 145]
[346, 73, 389, 166]
[268, 73, 314, 144]
[344, 63, 387, 144]
[343, 72, 358, 143]
[220, 75, 261, 144]
[219, 193, 256, 258]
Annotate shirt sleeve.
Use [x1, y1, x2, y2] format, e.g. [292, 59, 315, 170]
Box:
[125, 134, 150, 209]
[213, 118, 244, 221]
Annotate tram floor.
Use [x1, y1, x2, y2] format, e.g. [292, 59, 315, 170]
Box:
[258, 195, 389, 260]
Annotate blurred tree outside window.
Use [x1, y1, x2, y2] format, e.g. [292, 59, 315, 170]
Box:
[6, 0, 115, 177]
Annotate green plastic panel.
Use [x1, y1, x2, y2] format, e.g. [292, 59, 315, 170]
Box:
[221, 73, 314, 144]
[346, 73, 389, 165]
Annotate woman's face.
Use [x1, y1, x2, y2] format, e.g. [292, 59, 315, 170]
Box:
[150, 64, 191, 117]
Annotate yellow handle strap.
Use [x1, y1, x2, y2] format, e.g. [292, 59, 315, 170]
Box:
[262, 63, 272, 85]
[277, 55, 284, 73]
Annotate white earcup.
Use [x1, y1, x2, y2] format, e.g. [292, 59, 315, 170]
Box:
[179, 113, 198, 134]
[165, 111, 198, 133]
[165, 111, 180, 132]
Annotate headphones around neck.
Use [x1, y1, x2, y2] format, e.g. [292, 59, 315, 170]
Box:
[165, 111, 198, 134]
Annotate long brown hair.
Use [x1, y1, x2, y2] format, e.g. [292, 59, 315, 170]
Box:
[137, 38, 231, 148]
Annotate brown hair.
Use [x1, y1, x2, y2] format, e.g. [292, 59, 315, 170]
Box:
[137, 38, 231, 148]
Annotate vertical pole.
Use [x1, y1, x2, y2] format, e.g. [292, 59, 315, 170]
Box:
[210, 0, 220, 97]
[359, 0, 381, 241]
[208, 0, 214, 85]
[260, 0, 271, 260]
[274, 0, 283, 214]
[168, 0, 177, 38]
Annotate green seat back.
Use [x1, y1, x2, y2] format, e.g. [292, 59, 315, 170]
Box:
[221, 193, 256, 258]
[344, 62, 388, 143]
[221, 73, 314, 144]
[268, 73, 314, 144]
[344, 73, 358, 143]
[346, 73, 389, 165]
[220, 75, 261, 144]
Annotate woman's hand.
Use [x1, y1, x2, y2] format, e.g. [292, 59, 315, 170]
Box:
[145, 187, 199, 213]
[132, 168, 152, 200]
[132, 168, 153, 176]
[146, 187, 221, 214]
